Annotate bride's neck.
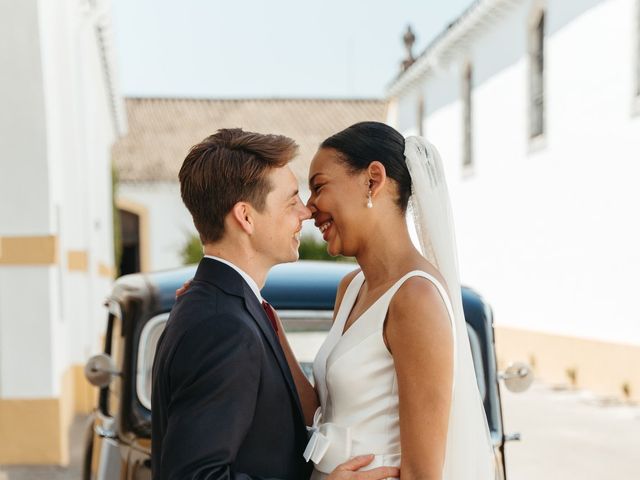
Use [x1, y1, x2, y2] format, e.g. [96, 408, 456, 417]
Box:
[355, 220, 421, 289]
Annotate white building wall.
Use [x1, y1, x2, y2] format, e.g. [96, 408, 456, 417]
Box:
[0, 0, 50, 232]
[0, 0, 58, 399]
[0, 0, 123, 464]
[391, 0, 640, 348]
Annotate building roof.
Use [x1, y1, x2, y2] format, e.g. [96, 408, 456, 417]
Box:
[112, 97, 388, 185]
[387, 0, 519, 97]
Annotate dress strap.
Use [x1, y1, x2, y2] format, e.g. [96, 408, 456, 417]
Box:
[332, 271, 365, 332]
[374, 270, 455, 330]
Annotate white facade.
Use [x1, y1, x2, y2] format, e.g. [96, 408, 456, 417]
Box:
[0, 0, 124, 464]
[388, 0, 640, 397]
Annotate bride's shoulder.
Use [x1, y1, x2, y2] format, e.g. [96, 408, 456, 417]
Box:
[385, 277, 453, 357]
[339, 268, 361, 287]
[392, 274, 443, 307]
[387, 274, 452, 333]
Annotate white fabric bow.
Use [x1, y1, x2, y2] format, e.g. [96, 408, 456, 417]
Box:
[303, 407, 331, 463]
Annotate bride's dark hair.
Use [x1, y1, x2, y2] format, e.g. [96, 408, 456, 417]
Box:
[320, 121, 412, 213]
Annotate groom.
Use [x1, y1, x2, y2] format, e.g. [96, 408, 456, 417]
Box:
[151, 129, 397, 479]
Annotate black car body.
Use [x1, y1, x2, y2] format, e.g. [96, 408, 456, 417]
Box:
[84, 260, 522, 480]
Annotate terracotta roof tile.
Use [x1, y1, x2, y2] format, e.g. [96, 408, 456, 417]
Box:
[113, 98, 388, 184]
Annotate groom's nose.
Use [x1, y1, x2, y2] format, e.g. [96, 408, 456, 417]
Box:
[300, 204, 312, 220]
[305, 197, 315, 213]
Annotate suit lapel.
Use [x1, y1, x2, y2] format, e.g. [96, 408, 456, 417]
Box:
[241, 286, 305, 423]
[194, 258, 305, 425]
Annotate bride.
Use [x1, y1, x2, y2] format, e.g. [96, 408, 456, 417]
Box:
[288, 122, 495, 479]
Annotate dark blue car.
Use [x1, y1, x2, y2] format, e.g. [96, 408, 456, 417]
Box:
[83, 260, 531, 480]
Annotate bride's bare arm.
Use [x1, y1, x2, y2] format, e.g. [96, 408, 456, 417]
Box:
[385, 277, 454, 480]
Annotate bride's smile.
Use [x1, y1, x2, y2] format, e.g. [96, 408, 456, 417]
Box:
[317, 219, 333, 239]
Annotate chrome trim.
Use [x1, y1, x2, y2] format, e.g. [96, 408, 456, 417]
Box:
[136, 313, 169, 410]
[277, 309, 334, 332]
[95, 424, 117, 439]
[106, 299, 122, 319]
[276, 310, 334, 319]
[490, 431, 503, 448]
[504, 432, 522, 442]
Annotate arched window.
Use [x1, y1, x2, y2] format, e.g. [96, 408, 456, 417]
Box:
[529, 10, 545, 138]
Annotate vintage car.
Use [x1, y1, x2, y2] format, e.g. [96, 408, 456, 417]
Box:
[83, 260, 532, 480]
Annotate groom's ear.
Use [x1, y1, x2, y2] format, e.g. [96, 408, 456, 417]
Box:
[367, 161, 387, 197]
[230, 202, 255, 235]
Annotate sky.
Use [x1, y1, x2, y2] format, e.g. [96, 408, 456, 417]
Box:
[112, 0, 475, 99]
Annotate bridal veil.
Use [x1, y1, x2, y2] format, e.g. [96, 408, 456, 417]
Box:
[404, 136, 495, 479]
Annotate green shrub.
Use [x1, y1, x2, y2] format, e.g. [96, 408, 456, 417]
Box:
[181, 234, 204, 265]
[180, 234, 354, 265]
[112, 164, 122, 277]
[298, 236, 354, 263]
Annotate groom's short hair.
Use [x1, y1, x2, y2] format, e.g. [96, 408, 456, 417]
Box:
[179, 128, 298, 243]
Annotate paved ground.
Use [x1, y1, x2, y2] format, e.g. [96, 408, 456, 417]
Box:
[1, 382, 638, 479]
[502, 383, 640, 479]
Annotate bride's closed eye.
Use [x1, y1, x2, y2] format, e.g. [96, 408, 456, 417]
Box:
[311, 183, 324, 193]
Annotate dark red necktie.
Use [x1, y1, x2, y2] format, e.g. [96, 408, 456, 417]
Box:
[261, 300, 279, 333]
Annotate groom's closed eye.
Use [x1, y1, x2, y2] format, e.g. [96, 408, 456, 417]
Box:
[288, 189, 300, 204]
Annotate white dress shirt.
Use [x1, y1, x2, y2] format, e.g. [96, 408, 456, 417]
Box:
[204, 255, 263, 303]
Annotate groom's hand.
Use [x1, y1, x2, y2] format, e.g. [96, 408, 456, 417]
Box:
[327, 454, 400, 479]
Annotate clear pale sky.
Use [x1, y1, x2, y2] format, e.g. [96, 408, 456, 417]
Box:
[112, 0, 475, 99]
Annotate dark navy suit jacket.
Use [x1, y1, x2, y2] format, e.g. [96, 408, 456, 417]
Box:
[151, 258, 312, 479]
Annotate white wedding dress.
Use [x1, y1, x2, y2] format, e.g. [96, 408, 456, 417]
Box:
[306, 269, 456, 479]
[305, 136, 495, 480]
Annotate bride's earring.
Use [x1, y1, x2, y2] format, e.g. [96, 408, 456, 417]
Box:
[367, 190, 373, 209]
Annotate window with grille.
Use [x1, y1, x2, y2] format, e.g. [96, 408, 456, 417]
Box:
[529, 12, 545, 138]
[462, 64, 473, 168]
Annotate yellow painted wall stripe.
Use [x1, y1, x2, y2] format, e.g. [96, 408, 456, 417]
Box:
[67, 250, 89, 271]
[0, 363, 96, 465]
[0, 398, 67, 465]
[0, 235, 58, 265]
[98, 262, 115, 279]
[72, 364, 97, 414]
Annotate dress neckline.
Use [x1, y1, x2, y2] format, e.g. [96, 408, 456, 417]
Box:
[338, 269, 443, 338]
[340, 276, 389, 337]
